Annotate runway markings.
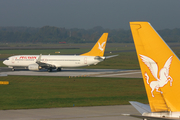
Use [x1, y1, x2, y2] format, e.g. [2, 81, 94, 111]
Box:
[95, 71, 142, 77]
[69, 75, 90, 78]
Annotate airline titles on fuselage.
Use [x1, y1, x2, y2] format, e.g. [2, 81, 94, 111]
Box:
[14, 56, 81, 62]
[19, 56, 37, 59]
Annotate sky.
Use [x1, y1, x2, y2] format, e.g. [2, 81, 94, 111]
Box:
[0, 0, 180, 30]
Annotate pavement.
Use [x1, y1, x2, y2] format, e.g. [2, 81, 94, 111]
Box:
[0, 105, 140, 120]
[0, 67, 142, 78]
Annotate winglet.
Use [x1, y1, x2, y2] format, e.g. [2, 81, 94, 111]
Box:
[36, 54, 42, 63]
[80, 33, 108, 57]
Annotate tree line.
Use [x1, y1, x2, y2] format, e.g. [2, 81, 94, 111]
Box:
[0, 26, 180, 43]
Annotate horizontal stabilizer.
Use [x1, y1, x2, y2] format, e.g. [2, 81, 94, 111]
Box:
[105, 54, 118, 59]
[129, 101, 151, 114]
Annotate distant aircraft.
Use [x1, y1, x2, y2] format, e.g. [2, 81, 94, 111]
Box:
[126, 22, 180, 119]
[3, 33, 118, 72]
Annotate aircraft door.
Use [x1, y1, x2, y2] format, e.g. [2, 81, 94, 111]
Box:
[84, 57, 87, 64]
[11, 57, 15, 64]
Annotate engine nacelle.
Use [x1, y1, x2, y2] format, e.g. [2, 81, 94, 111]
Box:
[28, 63, 40, 71]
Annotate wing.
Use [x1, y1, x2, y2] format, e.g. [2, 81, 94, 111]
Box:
[139, 54, 159, 80]
[36, 54, 56, 69]
[163, 55, 173, 75]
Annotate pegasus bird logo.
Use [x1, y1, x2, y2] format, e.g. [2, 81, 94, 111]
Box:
[140, 54, 173, 97]
[98, 42, 106, 52]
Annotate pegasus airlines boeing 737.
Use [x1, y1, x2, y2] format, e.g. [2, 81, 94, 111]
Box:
[124, 22, 180, 120]
[3, 33, 117, 72]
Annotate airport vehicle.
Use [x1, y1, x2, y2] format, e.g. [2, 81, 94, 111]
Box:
[3, 33, 117, 72]
[126, 22, 180, 119]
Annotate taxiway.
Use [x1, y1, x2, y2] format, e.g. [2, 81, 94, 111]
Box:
[0, 105, 140, 120]
[0, 67, 142, 78]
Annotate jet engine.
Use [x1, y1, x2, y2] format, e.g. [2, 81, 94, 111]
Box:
[28, 63, 41, 70]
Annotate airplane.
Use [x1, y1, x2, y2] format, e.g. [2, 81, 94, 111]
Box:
[3, 33, 118, 72]
[124, 21, 180, 120]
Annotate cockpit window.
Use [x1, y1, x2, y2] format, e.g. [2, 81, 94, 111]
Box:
[5, 58, 9, 60]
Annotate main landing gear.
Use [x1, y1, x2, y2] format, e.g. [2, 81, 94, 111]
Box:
[47, 68, 61, 72]
[57, 68, 61, 71]
[11, 67, 15, 71]
[48, 69, 52, 72]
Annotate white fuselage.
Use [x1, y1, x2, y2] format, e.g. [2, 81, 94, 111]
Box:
[3, 55, 103, 69]
[143, 112, 180, 119]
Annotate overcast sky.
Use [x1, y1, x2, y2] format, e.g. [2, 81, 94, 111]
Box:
[0, 0, 180, 30]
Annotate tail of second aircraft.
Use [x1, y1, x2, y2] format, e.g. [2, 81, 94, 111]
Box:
[130, 22, 180, 112]
[80, 33, 108, 57]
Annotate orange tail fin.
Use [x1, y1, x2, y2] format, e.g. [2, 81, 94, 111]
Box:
[80, 33, 108, 57]
[130, 22, 180, 112]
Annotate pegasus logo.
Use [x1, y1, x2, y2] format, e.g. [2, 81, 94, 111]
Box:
[140, 54, 173, 97]
[98, 42, 106, 51]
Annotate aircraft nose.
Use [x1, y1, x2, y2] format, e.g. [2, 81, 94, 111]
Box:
[3, 60, 7, 65]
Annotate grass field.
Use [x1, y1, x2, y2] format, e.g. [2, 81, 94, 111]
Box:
[0, 76, 148, 110]
[1, 43, 180, 110]
[0, 43, 144, 110]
